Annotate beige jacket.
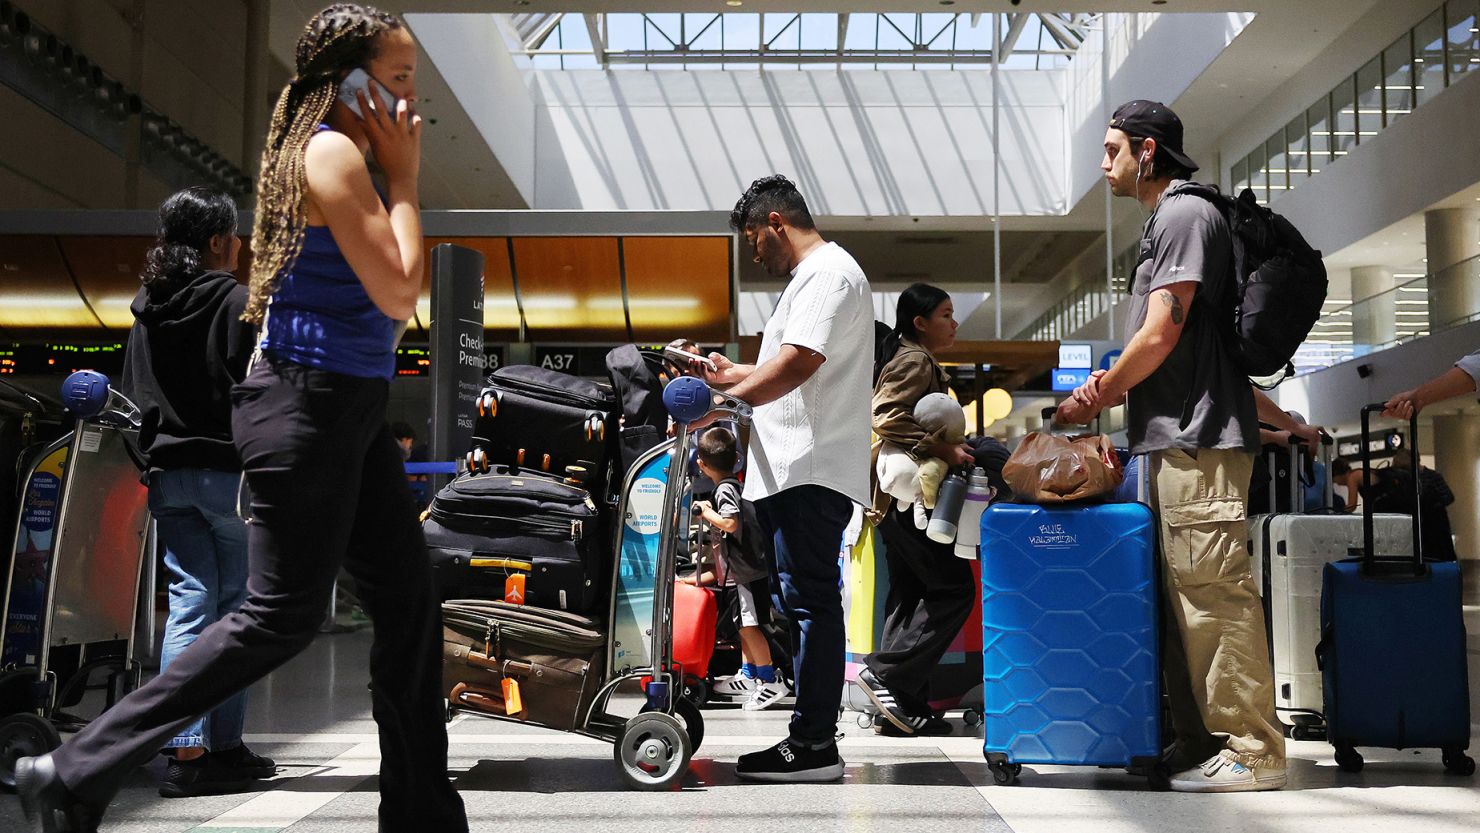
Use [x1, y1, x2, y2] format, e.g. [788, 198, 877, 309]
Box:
[868, 337, 952, 520]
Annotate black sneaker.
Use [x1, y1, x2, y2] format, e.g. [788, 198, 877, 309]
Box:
[212, 744, 277, 779]
[874, 715, 953, 737]
[158, 755, 253, 799]
[856, 668, 916, 735]
[736, 739, 845, 783]
[16, 754, 105, 833]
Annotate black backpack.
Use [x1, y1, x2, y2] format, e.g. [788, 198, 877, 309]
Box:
[1172, 184, 1328, 385]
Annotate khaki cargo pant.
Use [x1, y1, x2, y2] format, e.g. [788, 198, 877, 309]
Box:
[1149, 448, 1286, 770]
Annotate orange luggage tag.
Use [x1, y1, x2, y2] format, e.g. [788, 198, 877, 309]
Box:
[504, 574, 526, 605]
[502, 677, 523, 715]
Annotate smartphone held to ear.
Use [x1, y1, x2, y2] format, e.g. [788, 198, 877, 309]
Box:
[338, 68, 398, 119]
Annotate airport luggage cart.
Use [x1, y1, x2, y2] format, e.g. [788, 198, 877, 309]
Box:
[447, 376, 750, 790]
[0, 371, 153, 788]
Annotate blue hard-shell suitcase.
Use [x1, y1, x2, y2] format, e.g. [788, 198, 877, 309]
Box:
[980, 501, 1161, 785]
[1317, 406, 1474, 775]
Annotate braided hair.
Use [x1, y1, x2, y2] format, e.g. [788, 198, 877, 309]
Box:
[243, 3, 402, 325]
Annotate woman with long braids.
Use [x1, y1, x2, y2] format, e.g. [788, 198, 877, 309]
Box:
[853, 284, 978, 737]
[17, 6, 468, 832]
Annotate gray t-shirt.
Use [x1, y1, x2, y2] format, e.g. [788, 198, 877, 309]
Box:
[709, 479, 768, 584]
[1124, 181, 1258, 456]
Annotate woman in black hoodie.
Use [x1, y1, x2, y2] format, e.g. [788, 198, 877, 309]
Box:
[121, 186, 273, 797]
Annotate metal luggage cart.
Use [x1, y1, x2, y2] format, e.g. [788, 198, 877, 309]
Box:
[0, 371, 153, 788]
[446, 376, 751, 790]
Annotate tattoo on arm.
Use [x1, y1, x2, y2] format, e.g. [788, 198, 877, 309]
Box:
[1158, 290, 1186, 326]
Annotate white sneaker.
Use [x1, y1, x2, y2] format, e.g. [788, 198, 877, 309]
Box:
[713, 674, 757, 699]
[1169, 751, 1287, 793]
[742, 680, 790, 711]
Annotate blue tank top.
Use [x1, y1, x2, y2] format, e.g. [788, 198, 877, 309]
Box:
[260, 130, 396, 380]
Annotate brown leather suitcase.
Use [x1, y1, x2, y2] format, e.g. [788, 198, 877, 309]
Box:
[442, 600, 605, 730]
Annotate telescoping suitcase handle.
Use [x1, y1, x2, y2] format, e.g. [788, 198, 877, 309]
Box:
[1358, 403, 1423, 575]
[1278, 431, 1335, 513]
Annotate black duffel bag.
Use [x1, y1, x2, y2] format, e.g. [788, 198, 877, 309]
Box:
[468, 365, 618, 499]
[426, 466, 601, 613]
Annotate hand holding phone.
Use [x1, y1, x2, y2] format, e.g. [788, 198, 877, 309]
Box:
[338, 68, 398, 119]
[664, 346, 717, 373]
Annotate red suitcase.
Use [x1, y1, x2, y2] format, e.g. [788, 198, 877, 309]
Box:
[672, 581, 718, 680]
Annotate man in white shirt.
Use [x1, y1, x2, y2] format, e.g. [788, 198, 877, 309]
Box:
[700, 175, 873, 782]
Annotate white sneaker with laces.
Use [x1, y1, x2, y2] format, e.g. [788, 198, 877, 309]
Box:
[1169, 751, 1286, 793]
[743, 680, 790, 711]
[713, 674, 757, 699]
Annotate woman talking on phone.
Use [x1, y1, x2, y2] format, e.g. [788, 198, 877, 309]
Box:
[17, 6, 468, 832]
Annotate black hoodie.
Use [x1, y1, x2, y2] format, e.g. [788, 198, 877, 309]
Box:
[122, 271, 256, 473]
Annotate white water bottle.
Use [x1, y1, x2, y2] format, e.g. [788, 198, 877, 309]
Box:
[954, 467, 993, 560]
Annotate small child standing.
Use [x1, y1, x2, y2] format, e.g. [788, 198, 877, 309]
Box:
[687, 426, 788, 710]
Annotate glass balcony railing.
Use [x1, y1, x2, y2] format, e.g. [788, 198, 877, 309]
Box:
[1291, 253, 1480, 375]
[1233, 1, 1480, 205]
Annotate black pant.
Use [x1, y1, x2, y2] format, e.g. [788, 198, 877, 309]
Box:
[755, 485, 852, 747]
[52, 358, 467, 833]
[864, 504, 975, 716]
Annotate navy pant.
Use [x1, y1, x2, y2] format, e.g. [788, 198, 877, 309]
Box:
[52, 357, 467, 832]
[755, 485, 853, 747]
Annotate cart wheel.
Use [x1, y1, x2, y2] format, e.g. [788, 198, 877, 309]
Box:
[673, 697, 706, 753]
[0, 714, 61, 791]
[1290, 724, 1310, 742]
[614, 712, 691, 791]
[1334, 744, 1364, 773]
[962, 709, 983, 728]
[989, 761, 1019, 786]
[1442, 748, 1476, 776]
[856, 712, 874, 729]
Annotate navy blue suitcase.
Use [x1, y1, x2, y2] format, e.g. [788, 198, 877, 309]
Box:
[1318, 405, 1474, 775]
[980, 501, 1162, 785]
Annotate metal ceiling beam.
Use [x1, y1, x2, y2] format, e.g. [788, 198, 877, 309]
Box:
[603, 50, 1062, 65]
[513, 12, 565, 50]
[583, 13, 606, 66]
[997, 13, 1029, 62]
[1037, 13, 1085, 51]
[837, 13, 849, 56]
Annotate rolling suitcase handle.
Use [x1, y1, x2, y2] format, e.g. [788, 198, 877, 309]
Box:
[1357, 403, 1423, 576]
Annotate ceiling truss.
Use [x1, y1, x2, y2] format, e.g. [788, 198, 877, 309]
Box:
[512, 12, 1101, 67]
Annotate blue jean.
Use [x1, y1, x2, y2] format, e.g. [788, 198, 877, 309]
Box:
[755, 485, 853, 747]
[148, 468, 250, 751]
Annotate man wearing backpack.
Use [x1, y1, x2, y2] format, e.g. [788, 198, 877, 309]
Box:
[1056, 100, 1285, 792]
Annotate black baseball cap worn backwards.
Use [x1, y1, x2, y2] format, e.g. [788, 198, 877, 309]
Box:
[1109, 99, 1199, 174]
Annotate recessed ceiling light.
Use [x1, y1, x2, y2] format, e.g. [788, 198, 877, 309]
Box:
[727, 0, 742, 5]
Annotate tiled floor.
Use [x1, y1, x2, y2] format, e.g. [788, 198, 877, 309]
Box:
[3, 611, 1479, 832]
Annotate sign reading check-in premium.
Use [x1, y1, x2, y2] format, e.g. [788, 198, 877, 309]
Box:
[429, 244, 487, 491]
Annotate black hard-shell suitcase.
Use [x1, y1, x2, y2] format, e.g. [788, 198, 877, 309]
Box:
[426, 466, 602, 613]
[467, 365, 618, 496]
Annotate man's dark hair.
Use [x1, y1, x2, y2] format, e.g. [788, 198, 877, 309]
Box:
[1331, 458, 1351, 477]
[1128, 136, 1195, 183]
[697, 426, 738, 473]
[391, 421, 416, 441]
[730, 174, 815, 232]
